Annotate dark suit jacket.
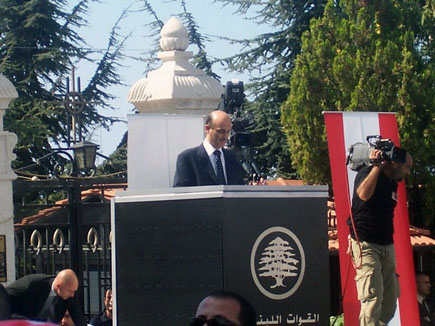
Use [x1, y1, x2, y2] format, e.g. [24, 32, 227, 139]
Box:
[6, 274, 86, 326]
[0, 283, 9, 320]
[419, 298, 435, 326]
[173, 144, 245, 187]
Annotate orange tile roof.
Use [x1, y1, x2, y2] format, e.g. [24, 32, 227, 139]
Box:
[326, 202, 435, 251]
[328, 227, 435, 251]
[15, 185, 127, 226]
[265, 178, 305, 186]
[16, 181, 435, 250]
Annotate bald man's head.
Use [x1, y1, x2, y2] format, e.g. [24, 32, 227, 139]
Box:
[205, 110, 232, 149]
[53, 269, 79, 300]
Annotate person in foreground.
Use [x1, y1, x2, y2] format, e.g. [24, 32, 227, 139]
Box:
[0, 283, 9, 320]
[6, 269, 86, 326]
[89, 289, 112, 326]
[191, 290, 256, 326]
[416, 271, 435, 326]
[60, 311, 74, 326]
[347, 148, 413, 326]
[173, 110, 245, 187]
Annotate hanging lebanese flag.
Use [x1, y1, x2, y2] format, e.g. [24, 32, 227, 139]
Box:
[323, 112, 418, 326]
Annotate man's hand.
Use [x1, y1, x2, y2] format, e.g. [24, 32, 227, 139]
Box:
[249, 177, 267, 185]
[370, 149, 383, 166]
[357, 150, 383, 201]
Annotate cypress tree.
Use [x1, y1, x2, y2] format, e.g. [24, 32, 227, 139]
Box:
[281, 0, 434, 226]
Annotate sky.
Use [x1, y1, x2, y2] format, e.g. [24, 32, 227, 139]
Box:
[69, 0, 272, 162]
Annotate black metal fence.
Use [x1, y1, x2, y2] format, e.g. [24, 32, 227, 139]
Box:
[14, 224, 111, 318]
[13, 178, 126, 320]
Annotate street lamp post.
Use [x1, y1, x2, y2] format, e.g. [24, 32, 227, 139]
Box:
[68, 180, 83, 293]
[62, 72, 103, 307]
[15, 69, 108, 305]
[68, 140, 99, 293]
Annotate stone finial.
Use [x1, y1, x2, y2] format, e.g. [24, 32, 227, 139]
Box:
[160, 17, 189, 51]
[127, 17, 223, 114]
[0, 74, 18, 130]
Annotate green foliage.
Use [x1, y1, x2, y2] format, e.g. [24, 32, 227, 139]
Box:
[138, 0, 164, 72]
[214, 0, 329, 177]
[330, 314, 344, 326]
[96, 132, 127, 179]
[179, 0, 220, 80]
[281, 0, 434, 224]
[246, 100, 297, 178]
[0, 0, 127, 173]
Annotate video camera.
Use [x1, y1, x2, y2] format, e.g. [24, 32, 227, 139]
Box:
[218, 80, 244, 114]
[346, 135, 407, 171]
[217, 80, 262, 182]
[217, 80, 252, 148]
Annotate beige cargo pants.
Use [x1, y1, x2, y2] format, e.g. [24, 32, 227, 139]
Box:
[350, 238, 400, 326]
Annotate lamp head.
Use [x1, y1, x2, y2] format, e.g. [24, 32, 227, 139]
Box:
[72, 140, 99, 172]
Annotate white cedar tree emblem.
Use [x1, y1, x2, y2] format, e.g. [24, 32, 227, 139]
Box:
[258, 236, 299, 288]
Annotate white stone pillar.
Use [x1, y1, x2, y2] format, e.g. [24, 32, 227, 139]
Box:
[126, 17, 223, 189]
[0, 74, 18, 285]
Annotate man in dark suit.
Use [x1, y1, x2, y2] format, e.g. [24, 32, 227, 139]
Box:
[417, 271, 435, 326]
[173, 110, 245, 187]
[6, 269, 86, 326]
[0, 283, 9, 320]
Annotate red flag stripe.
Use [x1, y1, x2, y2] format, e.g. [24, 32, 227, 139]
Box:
[378, 114, 418, 326]
[324, 112, 359, 326]
[324, 112, 419, 326]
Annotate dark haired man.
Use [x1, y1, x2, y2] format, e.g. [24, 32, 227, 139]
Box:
[416, 271, 435, 326]
[348, 149, 413, 326]
[90, 289, 112, 326]
[173, 110, 245, 187]
[60, 310, 75, 326]
[190, 290, 256, 326]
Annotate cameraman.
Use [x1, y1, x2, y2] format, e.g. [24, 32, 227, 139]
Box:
[348, 148, 413, 326]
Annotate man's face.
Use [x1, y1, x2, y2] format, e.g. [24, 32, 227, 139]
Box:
[57, 280, 78, 300]
[205, 115, 232, 149]
[391, 154, 413, 181]
[195, 296, 241, 326]
[104, 290, 113, 313]
[417, 275, 431, 297]
[60, 310, 74, 326]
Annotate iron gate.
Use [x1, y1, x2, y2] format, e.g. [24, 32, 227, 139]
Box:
[13, 178, 126, 320]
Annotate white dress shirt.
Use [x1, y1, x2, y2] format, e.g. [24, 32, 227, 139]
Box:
[203, 139, 227, 183]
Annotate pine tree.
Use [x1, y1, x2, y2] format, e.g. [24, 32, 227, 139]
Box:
[214, 0, 329, 178]
[179, 0, 220, 80]
[96, 132, 127, 179]
[281, 0, 434, 225]
[0, 0, 127, 172]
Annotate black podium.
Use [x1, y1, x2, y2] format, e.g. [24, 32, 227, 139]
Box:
[111, 186, 329, 326]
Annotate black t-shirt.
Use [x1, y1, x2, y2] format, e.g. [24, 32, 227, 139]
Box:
[347, 165, 398, 245]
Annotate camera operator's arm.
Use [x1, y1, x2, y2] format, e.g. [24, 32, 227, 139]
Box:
[356, 149, 382, 201]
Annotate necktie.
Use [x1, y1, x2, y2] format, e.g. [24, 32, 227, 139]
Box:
[214, 150, 226, 185]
